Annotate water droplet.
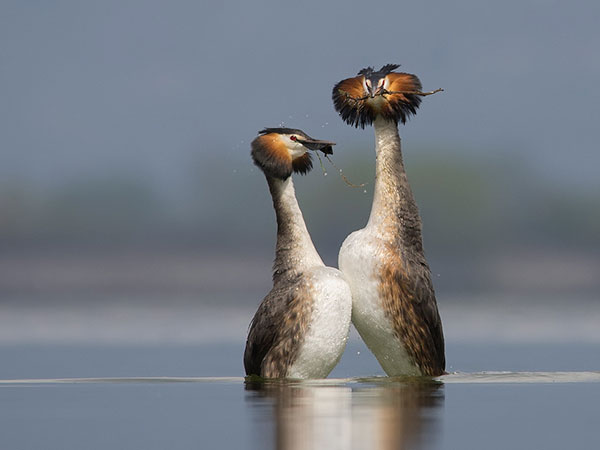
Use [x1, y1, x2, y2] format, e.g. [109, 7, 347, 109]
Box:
[324, 172, 328, 176]
[357, 351, 361, 355]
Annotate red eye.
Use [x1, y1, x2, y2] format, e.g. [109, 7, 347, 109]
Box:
[290, 136, 297, 141]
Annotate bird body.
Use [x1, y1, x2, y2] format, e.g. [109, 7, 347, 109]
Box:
[282, 264, 352, 379]
[244, 129, 352, 379]
[339, 231, 419, 376]
[334, 66, 445, 377]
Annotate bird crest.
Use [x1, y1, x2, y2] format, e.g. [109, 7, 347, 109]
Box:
[358, 64, 400, 78]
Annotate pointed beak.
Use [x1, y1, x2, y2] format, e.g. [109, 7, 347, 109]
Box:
[297, 138, 335, 155]
[371, 85, 384, 97]
[368, 84, 384, 98]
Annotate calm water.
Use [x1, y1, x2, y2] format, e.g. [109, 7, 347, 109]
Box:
[1, 341, 599, 449]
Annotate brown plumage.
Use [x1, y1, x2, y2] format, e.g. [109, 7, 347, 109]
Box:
[379, 250, 445, 376]
[244, 275, 314, 378]
[368, 132, 445, 376]
[332, 66, 425, 128]
[334, 75, 366, 103]
[251, 133, 297, 180]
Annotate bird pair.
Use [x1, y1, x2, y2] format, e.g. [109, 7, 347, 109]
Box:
[244, 64, 446, 379]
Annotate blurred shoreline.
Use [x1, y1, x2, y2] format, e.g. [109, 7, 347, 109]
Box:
[1, 247, 599, 301]
[1, 296, 599, 345]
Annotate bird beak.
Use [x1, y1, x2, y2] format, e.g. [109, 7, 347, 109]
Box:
[368, 83, 384, 98]
[297, 138, 335, 155]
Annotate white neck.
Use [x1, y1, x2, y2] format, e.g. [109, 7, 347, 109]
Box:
[268, 177, 323, 279]
[367, 117, 404, 230]
[365, 117, 424, 253]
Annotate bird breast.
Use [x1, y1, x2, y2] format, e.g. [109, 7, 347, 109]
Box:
[287, 267, 352, 379]
[339, 228, 420, 376]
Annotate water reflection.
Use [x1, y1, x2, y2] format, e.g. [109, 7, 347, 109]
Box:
[246, 380, 444, 450]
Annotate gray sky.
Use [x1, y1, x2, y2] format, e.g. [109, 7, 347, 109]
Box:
[2, 0, 599, 192]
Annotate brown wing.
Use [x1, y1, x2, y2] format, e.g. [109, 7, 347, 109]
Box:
[244, 277, 313, 378]
[379, 259, 445, 376]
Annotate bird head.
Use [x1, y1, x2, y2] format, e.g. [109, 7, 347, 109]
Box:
[332, 64, 423, 128]
[251, 128, 335, 180]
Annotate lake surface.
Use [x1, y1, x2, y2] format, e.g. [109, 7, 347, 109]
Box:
[1, 299, 599, 449]
[1, 340, 599, 450]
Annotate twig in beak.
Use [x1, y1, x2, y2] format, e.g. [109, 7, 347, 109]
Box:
[342, 88, 444, 102]
[344, 91, 370, 102]
[383, 88, 444, 97]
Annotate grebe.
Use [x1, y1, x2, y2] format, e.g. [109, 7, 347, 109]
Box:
[244, 128, 353, 379]
[332, 64, 445, 376]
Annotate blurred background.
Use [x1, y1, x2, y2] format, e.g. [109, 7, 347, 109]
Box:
[1, 0, 599, 357]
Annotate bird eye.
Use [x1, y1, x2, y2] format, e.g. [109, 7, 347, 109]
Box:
[290, 136, 297, 141]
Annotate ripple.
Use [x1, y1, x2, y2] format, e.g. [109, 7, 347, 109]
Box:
[1, 371, 599, 386]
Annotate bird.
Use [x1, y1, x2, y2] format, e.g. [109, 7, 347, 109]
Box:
[244, 127, 353, 379]
[332, 64, 446, 377]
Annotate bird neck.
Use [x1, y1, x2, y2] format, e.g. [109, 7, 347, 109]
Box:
[367, 117, 425, 255]
[267, 176, 323, 283]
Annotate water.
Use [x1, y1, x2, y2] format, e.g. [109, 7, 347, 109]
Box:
[1, 341, 599, 449]
[1, 299, 599, 449]
[1, 372, 599, 449]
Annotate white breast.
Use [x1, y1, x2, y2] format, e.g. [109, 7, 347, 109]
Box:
[339, 229, 420, 376]
[288, 267, 353, 379]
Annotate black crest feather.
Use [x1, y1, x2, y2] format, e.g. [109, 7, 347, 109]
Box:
[358, 66, 374, 76]
[358, 64, 400, 77]
[379, 64, 401, 74]
[258, 127, 307, 137]
[292, 153, 313, 175]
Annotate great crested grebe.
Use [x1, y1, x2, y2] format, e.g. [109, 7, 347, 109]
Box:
[244, 128, 353, 379]
[332, 64, 445, 376]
